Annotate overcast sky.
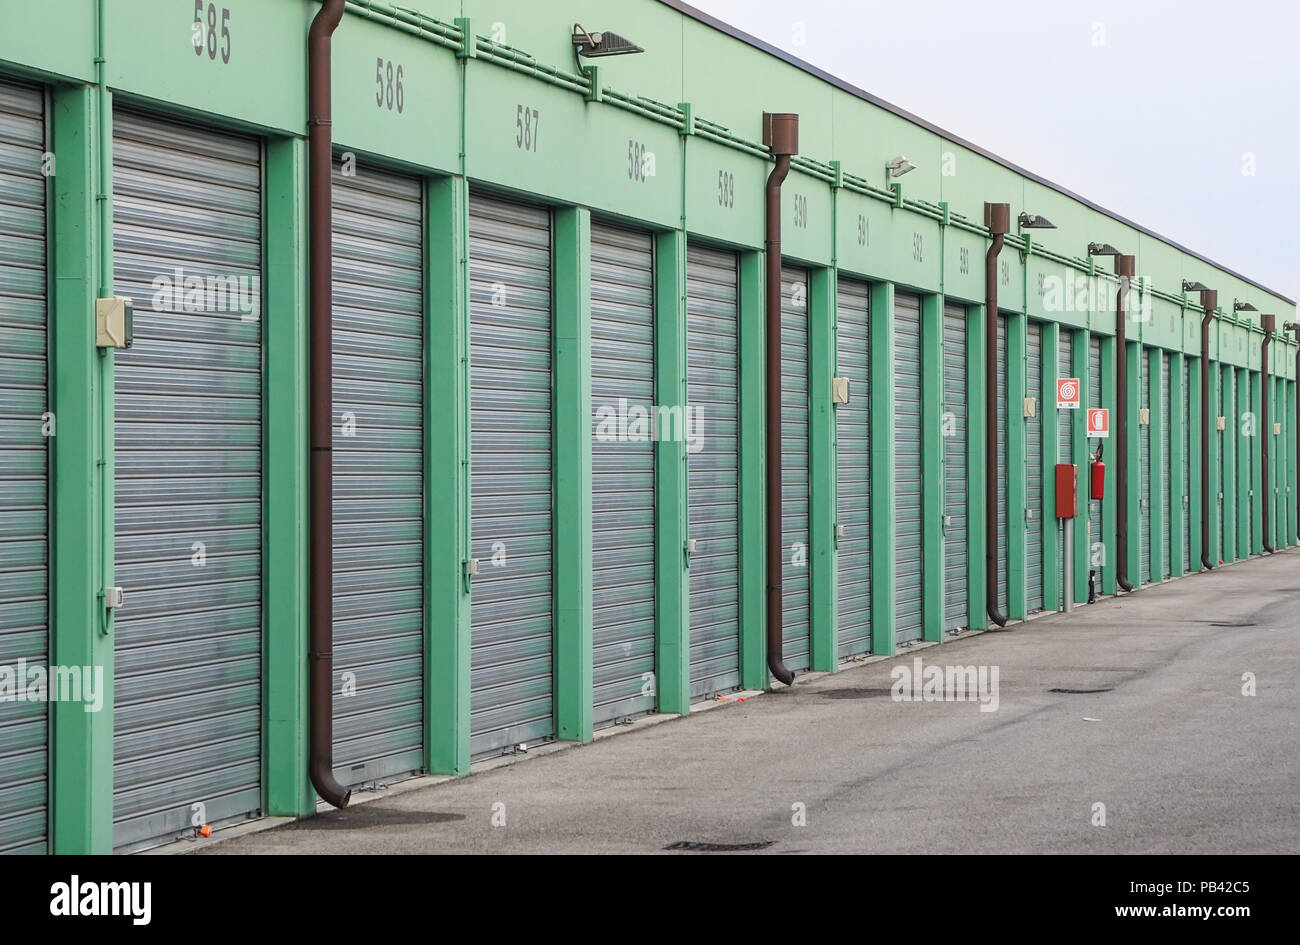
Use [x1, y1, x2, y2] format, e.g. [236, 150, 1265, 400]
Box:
[684, 0, 1298, 303]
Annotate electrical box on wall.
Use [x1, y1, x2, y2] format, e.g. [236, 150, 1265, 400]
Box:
[832, 377, 850, 404]
[1138, 407, 1150, 425]
[1023, 397, 1037, 418]
[1275, 422, 1283, 435]
[96, 297, 134, 349]
[1216, 415, 1227, 431]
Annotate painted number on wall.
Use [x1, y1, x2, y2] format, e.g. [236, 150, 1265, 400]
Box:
[1001, 259, 1010, 287]
[192, 2, 231, 64]
[857, 214, 869, 247]
[628, 140, 648, 182]
[375, 59, 405, 113]
[792, 193, 808, 229]
[959, 247, 970, 275]
[718, 170, 735, 208]
[912, 232, 924, 264]
[516, 105, 540, 151]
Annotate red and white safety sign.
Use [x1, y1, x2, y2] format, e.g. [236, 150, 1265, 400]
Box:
[1056, 377, 1081, 409]
[1087, 407, 1110, 438]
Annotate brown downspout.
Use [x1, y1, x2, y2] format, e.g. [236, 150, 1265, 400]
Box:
[1199, 290, 1218, 570]
[307, 0, 350, 809]
[1262, 314, 1275, 553]
[983, 203, 1009, 627]
[1115, 255, 1135, 592]
[763, 112, 798, 687]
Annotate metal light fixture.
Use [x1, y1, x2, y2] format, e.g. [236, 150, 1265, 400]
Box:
[1234, 299, 1258, 312]
[1018, 212, 1056, 229]
[886, 155, 916, 178]
[1088, 242, 1120, 256]
[1182, 280, 1210, 293]
[572, 24, 644, 63]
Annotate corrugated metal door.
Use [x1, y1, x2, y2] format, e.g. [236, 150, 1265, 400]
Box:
[895, 292, 923, 643]
[1183, 359, 1192, 571]
[996, 314, 1009, 611]
[112, 110, 263, 848]
[468, 193, 553, 757]
[836, 278, 871, 657]
[1140, 350, 1151, 584]
[0, 80, 48, 855]
[942, 303, 967, 632]
[590, 222, 655, 725]
[1247, 372, 1257, 554]
[1161, 352, 1171, 579]
[686, 245, 741, 699]
[1025, 322, 1043, 612]
[1088, 336, 1103, 588]
[1058, 331, 1075, 602]
[331, 163, 424, 787]
[780, 266, 811, 670]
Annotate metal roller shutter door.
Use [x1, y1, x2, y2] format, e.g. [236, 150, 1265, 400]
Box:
[836, 278, 871, 657]
[112, 110, 263, 849]
[1140, 350, 1151, 584]
[590, 222, 655, 725]
[331, 164, 424, 787]
[1219, 365, 1231, 563]
[468, 194, 554, 757]
[1274, 378, 1285, 544]
[1058, 331, 1075, 600]
[895, 292, 923, 643]
[1088, 336, 1103, 588]
[0, 80, 48, 855]
[1025, 322, 1043, 612]
[1247, 372, 1257, 554]
[1183, 359, 1192, 571]
[942, 303, 967, 632]
[996, 314, 1009, 613]
[780, 266, 811, 670]
[1161, 352, 1171, 579]
[686, 244, 741, 699]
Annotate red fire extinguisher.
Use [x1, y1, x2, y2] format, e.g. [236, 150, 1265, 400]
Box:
[1090, 443, 1105, 501]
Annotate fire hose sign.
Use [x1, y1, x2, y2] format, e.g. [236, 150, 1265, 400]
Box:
[1057, 377, 1081, 409]
[1087, 407, 1110, 438]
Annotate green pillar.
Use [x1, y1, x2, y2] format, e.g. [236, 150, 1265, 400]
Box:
[1121, 339, 1141, 587]
[1072, 329, 1090, 601]
[1100, 335, 1117, 594]
[1169, 353, 1186, 576]
[920, 293, 945, 641]
[425, 175, 471, 775]
[966, 303, 988, 628]
[809, 268, 838, 668]
[1188, 356, 1203, 571]
[738, 251, 767, 690]
[1148, 346, 1165, 583]
[653, 229, 689, 713]
[1290, 378, 1297, 545]
[48, 83, 113, 854]
[1041, 321, 1061, 610]
[262, 136, 312, 815]
[552, 207, 593, 742]
[869, 281, 896, 655]
[1221, 363, 1236, 563]
[1006, 312, 1027, 619]
[1249, 370, 1263, 556]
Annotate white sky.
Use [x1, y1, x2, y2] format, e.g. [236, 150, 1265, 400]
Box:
[684, 0, 1299, 303]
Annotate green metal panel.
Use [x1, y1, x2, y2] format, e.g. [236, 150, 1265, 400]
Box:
[1247, 370, 1261, 556]
[1025, 321, 1043, 612]
[0, 78, 48, 855]
[893, 291, 923, 644]
[331, 161, 425, 787]
[779, 265, 810, 670]
[1087, 335, 1104, 589]
[1056, 328, 1075, 606]
[781, 175, 832, 267]
[467, 192, 556, 757]
[835, 277, 871, 657]
[942, 302, 968, 631]
[589, 220, 656, 726]
[1220, 364, 1234, 563]
[112, 108, 264, 850]
[685, 243, 741, 699]
[683, 137, 764, 250]
[1181, 357, 1192, 572]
